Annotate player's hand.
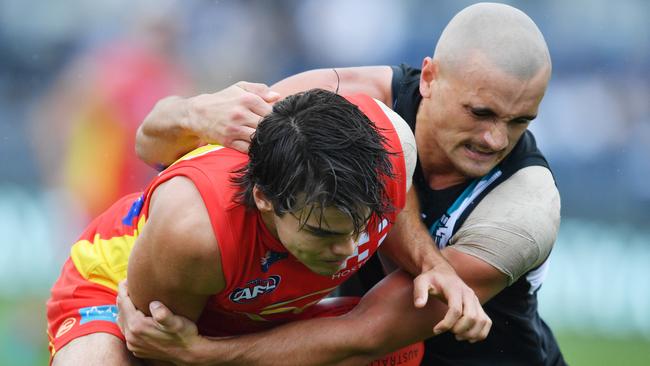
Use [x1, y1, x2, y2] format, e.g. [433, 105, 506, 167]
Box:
[185, 81, 281, 153]
[412, 262, 491, 342]
[116, 280, 205, 365]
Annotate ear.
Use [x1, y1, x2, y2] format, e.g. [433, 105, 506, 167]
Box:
[419, 57, 439, 98]
[253, 186, 274, 212]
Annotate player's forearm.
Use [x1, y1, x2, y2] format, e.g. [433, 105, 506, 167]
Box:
[136, 95, 201, 169]
[381, 223, 440, 276]
[190, 272, 442, 366]
[189, 316, 379, 366]
[270, 66, 393, 105]
[380, 192, 447, 276]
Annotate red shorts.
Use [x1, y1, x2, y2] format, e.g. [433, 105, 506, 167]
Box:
[47, 259, 123, 360]
[47, 261, 423, 365]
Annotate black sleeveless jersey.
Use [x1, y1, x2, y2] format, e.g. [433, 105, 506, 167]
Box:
[347, 64, 566, 365]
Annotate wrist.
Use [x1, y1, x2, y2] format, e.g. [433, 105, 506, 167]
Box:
[174, 96, 198, 141]
[164, 96, 202, 158]
[187, 335, 239, 366]
[184, 335, 212, 366]
[430, 258, 456, 277]
[420, 257, 455, 277]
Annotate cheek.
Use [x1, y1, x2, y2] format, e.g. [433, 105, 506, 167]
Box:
[439, 120, 475, 148]
[282, 231, 321, 258]
[508, 125, 529, 146]
[439, 106, 475, 136]
[276, 226, 299, 251]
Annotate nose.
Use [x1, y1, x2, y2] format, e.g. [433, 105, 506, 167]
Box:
[483, 121, 509, 151]
[331, 236, 356, 258]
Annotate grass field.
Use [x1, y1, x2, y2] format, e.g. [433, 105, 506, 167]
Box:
[556, 332, 650, 366]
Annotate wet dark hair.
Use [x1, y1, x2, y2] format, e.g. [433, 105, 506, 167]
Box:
[232, 89, 394, 233]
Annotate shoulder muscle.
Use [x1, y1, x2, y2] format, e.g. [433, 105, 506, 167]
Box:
[127, 176, 224, 319]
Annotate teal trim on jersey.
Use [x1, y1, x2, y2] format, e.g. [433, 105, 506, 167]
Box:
[429, 167, 503, 248]
[429, 179, 478, 234]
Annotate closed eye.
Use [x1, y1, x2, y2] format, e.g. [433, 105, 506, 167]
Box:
[510, 116, 535, 125]
[467, 106, 497, 119]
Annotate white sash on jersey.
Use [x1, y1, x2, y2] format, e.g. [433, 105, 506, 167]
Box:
[428, 167, 549, 294]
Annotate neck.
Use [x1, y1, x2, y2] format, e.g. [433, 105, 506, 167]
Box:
[259, 210, 279, 240]
[424, 172, 468, 190]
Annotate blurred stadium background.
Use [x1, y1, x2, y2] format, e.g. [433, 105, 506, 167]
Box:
[0, 0, 648, 364]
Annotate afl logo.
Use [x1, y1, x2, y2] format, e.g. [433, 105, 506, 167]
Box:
[229, 275, 281, 303]
[56, 317, 76, 338]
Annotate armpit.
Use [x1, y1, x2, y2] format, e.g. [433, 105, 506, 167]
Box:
[449, 166, 561, 285]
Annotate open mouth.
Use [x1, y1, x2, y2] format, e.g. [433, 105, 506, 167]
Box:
[464, 144, 497, 161]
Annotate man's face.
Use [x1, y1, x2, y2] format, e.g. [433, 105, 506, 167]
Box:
[418, 54, 549, 179]
[269, 204, 365, 276]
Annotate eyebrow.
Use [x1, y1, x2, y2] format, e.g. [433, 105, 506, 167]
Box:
[303, 224, 350, 236]
[469, 106, 537, 122]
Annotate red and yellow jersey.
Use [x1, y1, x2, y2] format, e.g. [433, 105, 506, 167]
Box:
[64, 93, 406, 336]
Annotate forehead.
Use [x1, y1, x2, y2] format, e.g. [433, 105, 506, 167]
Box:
[449, 52, 549, 117]
[293, 204, 357, 231]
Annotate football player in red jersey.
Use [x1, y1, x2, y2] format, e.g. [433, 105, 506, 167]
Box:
[49, 89, 488, 365]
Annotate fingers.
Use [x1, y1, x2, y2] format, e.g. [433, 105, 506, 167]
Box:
[236, 81, 281, 102]
[150, 301, 185, 333]
[229, 140, 251, 153]
[117, 280, 136, 313]
[239, 93, 274, 119]
[462, 291, 491, 342]
[415, 266, 492, 342]
[438, 290, 492, 343]
[432, 289, 463, 335]
[228, 125, 256, 142]
[187, 81, 275, 148]
[116, 280, 137, 333]
[219, 125, 255, 152]
[234, 81, 277, 118]
[449, 296, 477, 339]
[413, 275, 432, 308]
[116, 281, 168, 339]
[477, 315, 492, 342]
[451, 309, 491, 343]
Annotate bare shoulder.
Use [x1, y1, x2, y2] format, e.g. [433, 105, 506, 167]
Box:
[138, 176, 224, 294]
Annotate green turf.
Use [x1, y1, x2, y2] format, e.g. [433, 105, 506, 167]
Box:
[557, 332, 650, 366]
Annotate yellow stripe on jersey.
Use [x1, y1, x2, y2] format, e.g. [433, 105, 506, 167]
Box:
[235, 286, 338, 321]
[70, 215, 147, 291]
[262, 286, 338, 310]
[164, 144, 224, 171]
